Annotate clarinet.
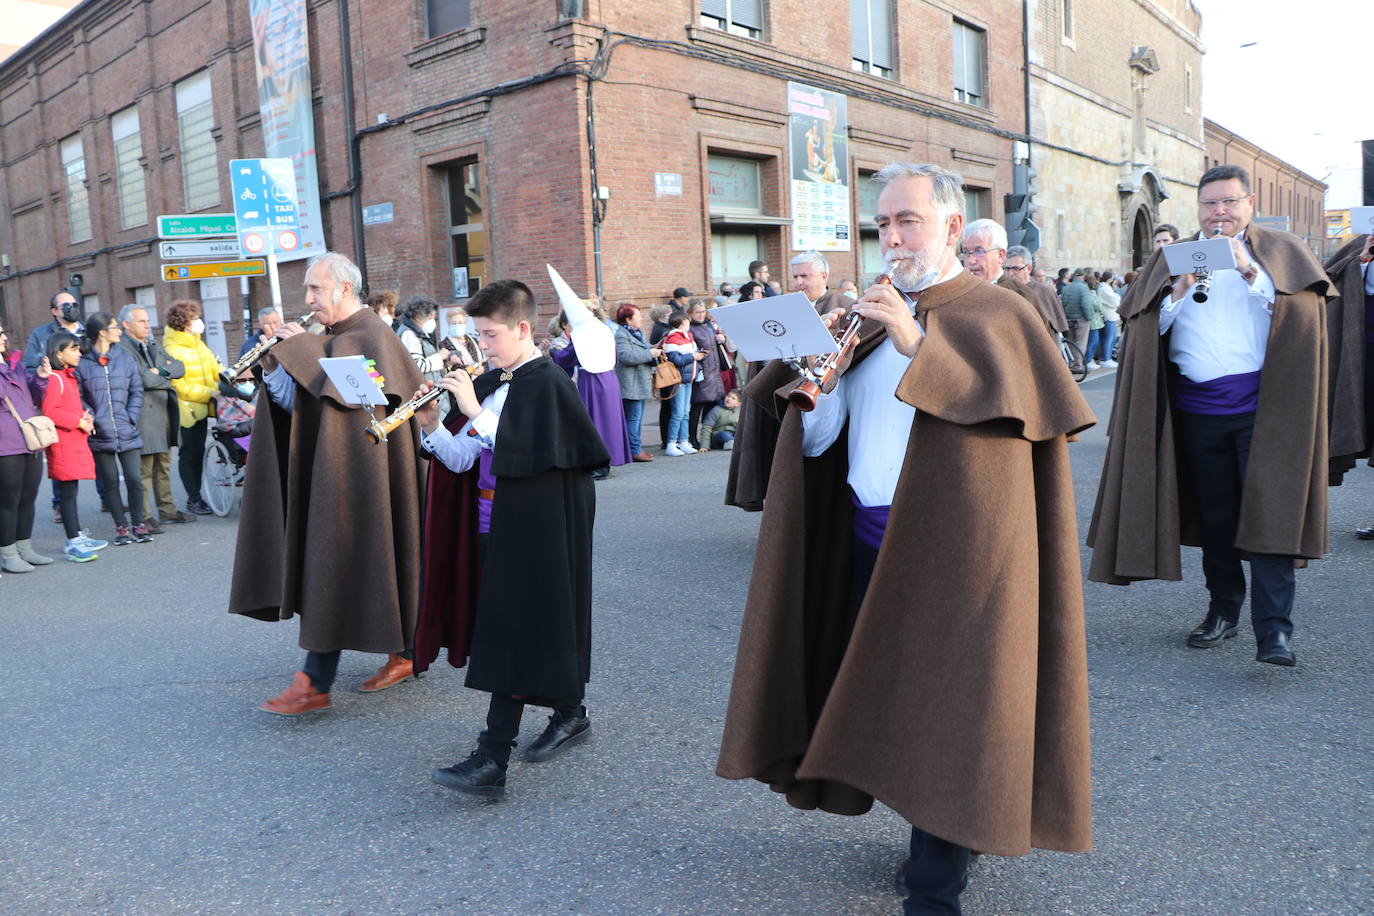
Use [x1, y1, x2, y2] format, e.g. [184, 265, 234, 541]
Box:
[1190, 227, 1225, 303]
[788, 274, 893, 412]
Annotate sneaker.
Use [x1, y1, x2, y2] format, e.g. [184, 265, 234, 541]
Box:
[430, 752, 507, 798]
[1103, 359, 1118, 368]
[664, 442, 685, 457]
[679, 441, 698, 454]
[64, 541, 99, 563]
[1086, 360, 1100, 371]
[186, 499, 214, 516]
[113, 525, 133, 547]
[131, 524, 155, 544]
[77, 530, 109, 551]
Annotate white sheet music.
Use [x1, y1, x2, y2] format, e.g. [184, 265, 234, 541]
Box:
[708, 292, 842, 362]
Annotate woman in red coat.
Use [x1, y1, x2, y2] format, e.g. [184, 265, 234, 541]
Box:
[41, 331, 105, 562]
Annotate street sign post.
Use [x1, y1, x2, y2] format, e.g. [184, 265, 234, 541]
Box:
[230, 158, 302, 314]
[157, 213, 237, 239]
[158, 239, 244, 260]
[161, 260, 266, 282]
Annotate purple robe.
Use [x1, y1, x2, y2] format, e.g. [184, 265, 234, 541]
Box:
[551, 343, 632, 466]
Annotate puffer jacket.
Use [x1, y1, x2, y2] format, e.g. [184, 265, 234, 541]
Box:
[42, 368, 96, 481]
[164, 325, 224, 427]
[76, 345, 143, 453]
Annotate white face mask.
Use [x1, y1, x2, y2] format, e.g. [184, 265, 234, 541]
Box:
[190, 318, 206, 335]
[421, 318, 437, 335]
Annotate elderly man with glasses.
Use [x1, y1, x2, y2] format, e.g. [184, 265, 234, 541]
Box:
[963, 219, 1067, 337]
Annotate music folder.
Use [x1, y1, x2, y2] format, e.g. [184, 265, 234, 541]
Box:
[708, 292, 842, 363]
[1349, 207, 1374, 235]
[1162, 237, 1238, 275]
[319, 355, 387, 409]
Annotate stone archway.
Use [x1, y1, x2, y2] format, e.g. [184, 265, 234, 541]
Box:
[1118, 166, 1169, 269]
[1131, 206, 1153, 269]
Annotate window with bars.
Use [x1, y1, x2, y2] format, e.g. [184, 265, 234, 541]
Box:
[952, 20, 986, 107]
[427, 0, 470, 38]
[60, 134, 91, 243]
[701, 0, 762, 40]
[176, 72, 220, 211]
[850, 0, 893, 77]
[111, 107, 147, 228]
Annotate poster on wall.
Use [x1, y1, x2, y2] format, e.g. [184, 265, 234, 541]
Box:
[787, 82, 850, 252]
[248, 0, 326, 262]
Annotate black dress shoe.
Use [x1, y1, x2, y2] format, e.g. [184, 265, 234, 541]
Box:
[1355, 526, 1374, 540]
[591, 467, 610, 480]
[523, 713, 591, 762]
[1186, 612, 1239, 648]
[1256, 632, 1296, 667]
[431, 752, 506, 797]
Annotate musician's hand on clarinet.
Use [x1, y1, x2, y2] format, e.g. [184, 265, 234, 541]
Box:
[1170, 273, 1197, 302]
[275, 322, 306, 340]
[854, 283, 923, 357]
[439, 367, 482, 419]
[413, 381, 442, 434]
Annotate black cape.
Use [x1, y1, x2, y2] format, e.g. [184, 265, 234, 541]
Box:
[414, 356, 610, 703]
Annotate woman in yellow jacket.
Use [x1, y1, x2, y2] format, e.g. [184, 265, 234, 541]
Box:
[163, 300, 225, 516]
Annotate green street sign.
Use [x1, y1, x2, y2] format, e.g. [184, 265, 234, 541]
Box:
[157, 213, 238, 239]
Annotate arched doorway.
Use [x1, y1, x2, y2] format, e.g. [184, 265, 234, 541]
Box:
[1131, 206, 1153, 269]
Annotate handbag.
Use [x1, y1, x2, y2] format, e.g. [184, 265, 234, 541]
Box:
[4, 396, 58, 451]
[652, 354, 682, 399]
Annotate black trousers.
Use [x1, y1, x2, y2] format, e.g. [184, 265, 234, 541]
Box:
[657, 397, 671, 449]
[57, 481, 82, 540]
[477, 693, 583, 766]
[0, 452, 43, 546]
[853, 536, 970, 914]
[93, 449, 144, 528]
[1174, 410, 1296, 643]
[179, 418, 208, 504]
[688, 401, 710, 449]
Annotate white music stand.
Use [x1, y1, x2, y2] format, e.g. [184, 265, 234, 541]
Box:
[708, 292, 842, 362]
[319, 355, 387, 410]
[1162, 237, 1237, 275]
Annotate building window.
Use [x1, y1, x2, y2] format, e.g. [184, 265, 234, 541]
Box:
[952, 21, 985, 107]
[445, 159, 486, 299]
[427, 0, 470, 38]
[111, 107, 148, 228]
[1062, 0, 1074, 41]
[60, 134, 91, 244]
[176, 72, 219, 211]
[131, 285, 158, 326]
[857, 170, 885, 282]
[963, 188, 986, 222]
[82, 293, 100, 317]
[709, 155, 763, 214]
[850, 0, 893, 77]
[1184, 65, 1193, 114]
[711, 230, 762, 288]
[701, 0, 762, 40]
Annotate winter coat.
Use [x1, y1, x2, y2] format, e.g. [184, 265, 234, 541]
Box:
[1096, 284, 1121, 324]
[42, 368, 95, 481]
[76, 345, 144, 454]
[23, 319, 83, 370]
[689, 319, 725, 403]
[1059, 279, 1096, 322]
[164, 326, 224, 427]
[613, 324, 655, 401]
[0, 361, 44, 457]
[397, 316, 446, 385]
[118, 335, 184, 454]
[662, 329, 698, 384]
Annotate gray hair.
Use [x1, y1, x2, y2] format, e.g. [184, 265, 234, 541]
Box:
[257, 306, 280, 321]
[789, 250, 830, 273]
[872, 162, 965, 222]
[305, 251, 363, 302]
[963, 218, 1008, 251]
[117, 303, 145, 324]
[1006, 245, 1034, 263]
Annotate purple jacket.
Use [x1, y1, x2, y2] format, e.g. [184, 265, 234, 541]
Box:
[0, 362, 44, 457]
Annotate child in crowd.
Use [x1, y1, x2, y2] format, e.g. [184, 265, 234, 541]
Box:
[661, 309, 704, 456]
[700, 389, 741, 451]
[411, 279, 610, 799]
[42, 332, 106, 562]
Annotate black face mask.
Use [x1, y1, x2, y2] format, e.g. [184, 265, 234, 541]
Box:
[59, 302, 83, 323]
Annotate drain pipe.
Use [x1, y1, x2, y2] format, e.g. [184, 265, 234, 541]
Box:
[337, 0, 367, 287]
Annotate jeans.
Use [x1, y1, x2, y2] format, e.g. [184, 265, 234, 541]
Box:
[668, 382, 692, 444]
[710, 429, 734, 450]
[1098, 320, 1119, 362]
[178, 418, 208, 504]
[1085, 327, 1101, 363]
[93, 449, 145, 527]
[622, 398, 645, 455]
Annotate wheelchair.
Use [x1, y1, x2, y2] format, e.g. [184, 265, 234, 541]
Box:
[203, 424, 250, 517]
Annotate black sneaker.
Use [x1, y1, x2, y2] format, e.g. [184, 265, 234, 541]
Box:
[112, 525, 133, 547]
[430, 752, 506, 798]
[523, 713, 591, 762]
[186, 499, 214, 516]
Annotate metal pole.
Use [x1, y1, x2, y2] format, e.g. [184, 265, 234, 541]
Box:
[266, 230, 282, 314]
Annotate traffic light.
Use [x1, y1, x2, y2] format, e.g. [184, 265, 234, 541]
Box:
[1005, 163, 1040, 253]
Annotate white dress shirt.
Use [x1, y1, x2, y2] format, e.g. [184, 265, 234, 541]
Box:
[420, 352, 538, 473]
[1364, 259, 1374, 295]
[800, 264, 962, 507]
[1158, 232, 1276, 383]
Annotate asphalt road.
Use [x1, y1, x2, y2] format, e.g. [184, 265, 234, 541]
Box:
[2, 374, 1370, 915]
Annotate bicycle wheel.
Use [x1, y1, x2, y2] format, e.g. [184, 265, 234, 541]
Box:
[203, 439, 238, 517]
[1060, 337, 1088, 383]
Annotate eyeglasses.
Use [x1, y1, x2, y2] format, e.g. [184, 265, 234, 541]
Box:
[1198, 196, 1249, 210]
[1004, 264, 1030, 272]
[959, 247, 996, 258]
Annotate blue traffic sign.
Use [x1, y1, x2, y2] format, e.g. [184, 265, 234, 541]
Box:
[229, 158, 300, 258]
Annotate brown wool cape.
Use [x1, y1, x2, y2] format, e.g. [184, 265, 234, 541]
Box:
[717, 271, 1097, 857]
[1087, 223, 1333, 585]
[228, 309, 426, 654]
[995, 273, 1065, 335]
[1324, 236, 1371, 482]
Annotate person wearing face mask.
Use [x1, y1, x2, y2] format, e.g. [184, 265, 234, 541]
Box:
[117, 304, 193, 532]
[163, 299, 226, 517]
[397, 295, 451, 387]
[441, 306, 484, 372]
[718, 162, 1095, 913]
[23, 289, 85, 371]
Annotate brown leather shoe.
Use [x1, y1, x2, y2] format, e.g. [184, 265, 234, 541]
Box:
[359, 653, 416, 692]
[632, 451, 655, 462]
[258, 671, 330, 715]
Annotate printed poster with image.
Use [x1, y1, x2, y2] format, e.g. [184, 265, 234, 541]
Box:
[787, 82, 850, 252]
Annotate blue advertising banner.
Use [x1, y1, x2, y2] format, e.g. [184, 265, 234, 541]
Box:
[248, 0, 325, 262]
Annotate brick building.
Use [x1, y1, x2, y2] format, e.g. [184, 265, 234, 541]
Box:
[1204, 119, 1326, 257]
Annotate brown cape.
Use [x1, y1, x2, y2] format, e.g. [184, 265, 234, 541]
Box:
[1323, 235, 1372, 482]
[995, 273, 1066, 334]
[717, 271, 1096, 857]
[1087, 223, 1333, 584]
[228, 309, 426, 654]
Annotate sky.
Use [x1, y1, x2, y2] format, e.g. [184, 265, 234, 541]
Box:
[1194, 0, 1369, 205]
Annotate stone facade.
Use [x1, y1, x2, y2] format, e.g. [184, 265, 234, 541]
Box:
[1028, 0, 1204, 273]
